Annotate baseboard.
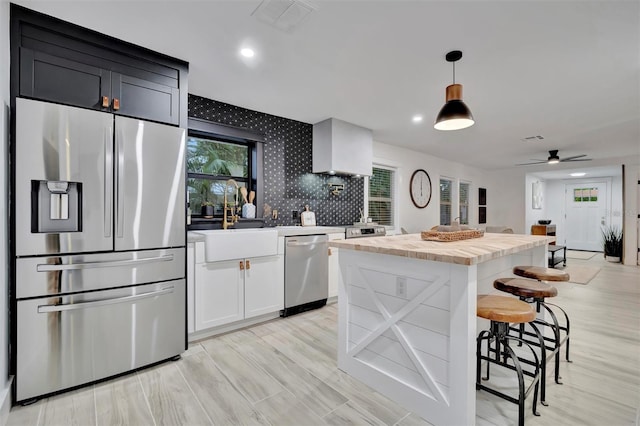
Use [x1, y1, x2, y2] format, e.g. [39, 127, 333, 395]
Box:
[0, 376, 13, 426]
[187, 312, 280, 342]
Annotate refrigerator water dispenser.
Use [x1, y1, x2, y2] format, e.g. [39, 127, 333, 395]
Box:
[31, 180, 82, 233]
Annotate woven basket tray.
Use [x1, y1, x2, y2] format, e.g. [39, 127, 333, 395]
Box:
[421, 229, 485, 242]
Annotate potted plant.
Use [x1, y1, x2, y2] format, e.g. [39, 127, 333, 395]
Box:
[601, 225, 623, 262]
[201, 201, 214, 218]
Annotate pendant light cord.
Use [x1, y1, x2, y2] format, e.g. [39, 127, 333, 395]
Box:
[452, 61, 456, 84]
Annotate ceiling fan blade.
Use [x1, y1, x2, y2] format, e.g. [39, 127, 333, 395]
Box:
[563, 158, 592, 162]
[560, 154, 587, 161]
[515, 161, 546, 166]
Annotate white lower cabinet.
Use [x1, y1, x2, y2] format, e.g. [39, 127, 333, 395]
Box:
[328, 232, 345, 299]
[194, 253, 284, 331]
[245, 255, 284, 318]
[195, 259, 244, 330]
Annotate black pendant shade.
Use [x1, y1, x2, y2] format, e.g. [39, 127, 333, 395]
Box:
[434, 51, 474, 131]
[434, 99, 474, 131]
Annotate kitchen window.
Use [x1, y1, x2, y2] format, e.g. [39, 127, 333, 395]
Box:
[368, 165, 396, 228]
[186, 115, 267, 223]
[459, 181, 470, 225]
[439, 178, 453, 225]
[187, 135, 253, 217]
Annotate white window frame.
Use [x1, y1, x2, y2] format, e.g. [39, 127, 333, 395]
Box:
[459, 180, 471, 225]
[439, 176, 455, 225]
[364, 162, 399, 234]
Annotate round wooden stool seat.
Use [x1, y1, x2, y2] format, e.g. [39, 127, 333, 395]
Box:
[494, 277, 558, 299]
[477, 295, 536, 323]
[513, 265, 570, 282]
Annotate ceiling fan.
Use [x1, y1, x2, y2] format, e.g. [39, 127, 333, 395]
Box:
[516, 150, 592, 166]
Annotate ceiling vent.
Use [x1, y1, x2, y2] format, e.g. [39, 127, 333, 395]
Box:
[521, 135, 545, 142]
[251, 0, 315, 33]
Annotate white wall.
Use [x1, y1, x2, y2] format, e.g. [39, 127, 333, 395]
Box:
[525, 175, 548, 228]
[371, 141, 495, 233]
[0, 0, 11, 420]
[544, 179, 564, 230]
[480, 168, 528, 234]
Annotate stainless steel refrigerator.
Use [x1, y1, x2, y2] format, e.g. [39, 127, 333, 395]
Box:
[13, 98, 186, 402]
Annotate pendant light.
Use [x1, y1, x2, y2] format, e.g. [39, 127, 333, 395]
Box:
[434, 50, 474, 131]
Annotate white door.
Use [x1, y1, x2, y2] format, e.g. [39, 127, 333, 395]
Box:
[564, 182, 608, 251]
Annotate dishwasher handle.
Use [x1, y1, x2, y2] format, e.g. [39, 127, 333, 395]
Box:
[37, 286, 174, 313]
[286, 241, 327, 247]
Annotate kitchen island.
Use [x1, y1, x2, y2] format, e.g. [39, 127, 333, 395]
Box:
[329, 232, 553, 426]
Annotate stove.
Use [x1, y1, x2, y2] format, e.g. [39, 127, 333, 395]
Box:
[344, 224, 386, 239]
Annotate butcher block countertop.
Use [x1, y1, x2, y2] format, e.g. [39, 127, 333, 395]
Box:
[329, 232, 554, 266]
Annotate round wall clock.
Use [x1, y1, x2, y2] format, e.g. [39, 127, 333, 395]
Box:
[410, 169, 432, 208]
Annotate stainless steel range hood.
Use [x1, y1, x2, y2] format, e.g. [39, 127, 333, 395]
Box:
[312, 118, 373, 176]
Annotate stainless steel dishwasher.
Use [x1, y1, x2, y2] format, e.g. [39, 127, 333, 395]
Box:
[282, 234, 329, 317]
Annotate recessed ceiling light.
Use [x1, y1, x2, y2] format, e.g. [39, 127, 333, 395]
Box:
[412, 115, 423, 123]
[570, 172, 586, 177]
[240, 48, 255, 58]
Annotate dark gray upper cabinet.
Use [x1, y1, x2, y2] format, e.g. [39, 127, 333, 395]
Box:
[112, 72, 180, 125]
[20, 48, 111, 110]
[11, 5, 188, 127]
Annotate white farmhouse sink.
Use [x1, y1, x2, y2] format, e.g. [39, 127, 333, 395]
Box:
[194, 229, 278, 262]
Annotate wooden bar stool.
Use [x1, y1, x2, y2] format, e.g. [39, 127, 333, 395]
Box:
[493, 278, 558, 406]
[510, 266, 571, 384]
[512, 266, 569, 282]
[477, 295, 542, 426]
[512, 266, 572, 371]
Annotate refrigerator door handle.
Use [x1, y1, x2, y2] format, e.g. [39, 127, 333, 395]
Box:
[36, 254, 174, 272]
[37, 286, 175, 313]
[116, 127, 125, 238]
[104, 126, 113, 238]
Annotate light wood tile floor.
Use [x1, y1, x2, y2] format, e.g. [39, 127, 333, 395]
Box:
[7, 256, 639, 425]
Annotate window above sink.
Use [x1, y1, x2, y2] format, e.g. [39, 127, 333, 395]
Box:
[186, 118, 265, 229]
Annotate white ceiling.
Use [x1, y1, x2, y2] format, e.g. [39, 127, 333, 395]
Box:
[15, 0, 640, 171]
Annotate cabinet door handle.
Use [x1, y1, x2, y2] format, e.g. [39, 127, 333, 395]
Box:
[112, 98, 120, 111]
[245, 260, 251, 270]
[101, 96, 110, 108]
[328, 248, 332, 256]
[239, 260, 244, 270]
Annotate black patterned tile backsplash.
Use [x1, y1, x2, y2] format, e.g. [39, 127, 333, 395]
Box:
[189, 94, 364, 227]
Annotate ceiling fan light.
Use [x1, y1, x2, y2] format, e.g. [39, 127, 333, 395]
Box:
[547, 158, 560, 164]
[434, 100, 475, 131]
